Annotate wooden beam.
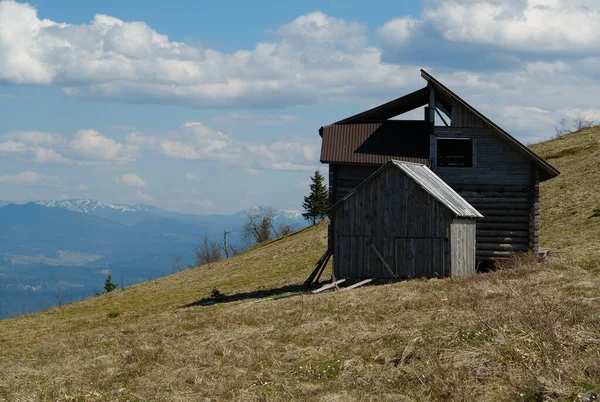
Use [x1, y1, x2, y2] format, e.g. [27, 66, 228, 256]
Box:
[435, 108, 449, 127]
[343, 278, 373, 291]
[370, 243, 397, 279]
[435, 100, 450, 118]
[311, 279, 346, 294]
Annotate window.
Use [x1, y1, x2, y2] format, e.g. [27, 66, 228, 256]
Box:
[437, 138, 473, 167]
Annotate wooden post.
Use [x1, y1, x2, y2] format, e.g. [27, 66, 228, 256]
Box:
[428, 85, 437, 169]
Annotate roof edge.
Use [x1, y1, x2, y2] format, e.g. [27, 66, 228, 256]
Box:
[420, 69, 560, 181]
[328, 160, 483, 219]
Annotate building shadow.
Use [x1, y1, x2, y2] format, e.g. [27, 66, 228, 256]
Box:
[182, 283, 312, 308]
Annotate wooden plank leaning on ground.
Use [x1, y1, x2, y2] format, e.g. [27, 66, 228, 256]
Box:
[311, 279, 347, 294]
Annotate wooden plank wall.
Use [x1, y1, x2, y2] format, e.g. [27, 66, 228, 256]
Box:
[332, 165, 455, 280]
[450, 219, 477, 276]
[451, 99, 486, 128]
[433, 123, 537, 259]
[329, 164, 379, 203]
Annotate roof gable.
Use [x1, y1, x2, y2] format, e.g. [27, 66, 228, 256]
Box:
[330, 160, 483, 219]
[321, 70, 559, 181]
[420, 69, 559, 181]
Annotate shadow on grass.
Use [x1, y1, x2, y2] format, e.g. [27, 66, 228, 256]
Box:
[182, 283, 314, 308]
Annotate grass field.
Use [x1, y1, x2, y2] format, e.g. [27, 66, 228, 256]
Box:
[1, 128, 600, 401]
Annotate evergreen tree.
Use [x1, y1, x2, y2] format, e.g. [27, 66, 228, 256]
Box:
[302, 170, 329, 225]
[104, 274, 118, 293]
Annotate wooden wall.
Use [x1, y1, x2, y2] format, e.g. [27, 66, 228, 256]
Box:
[329, 164, 379, 204]
[432, 119, 538, 259]
[325, 95, 542, 261]
[450, 219, 477, 276]
[331, 165, 477, 280]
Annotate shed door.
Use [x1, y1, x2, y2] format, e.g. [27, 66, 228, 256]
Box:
[395, 238, 446, 278]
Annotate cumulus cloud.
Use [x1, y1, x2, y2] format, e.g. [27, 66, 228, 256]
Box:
[70, 130, 137, 161]
[0, 171, 53, 185]
[135, 190, 153, 202]
[0, 3, 417, 107]
[423, 0, 600, 55]
[152, 122, 318, 171]
[116, 173, 147, 187]
[0, 128, 137, 164]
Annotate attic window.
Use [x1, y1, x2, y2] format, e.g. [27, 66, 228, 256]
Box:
[437, 138, 473, 167]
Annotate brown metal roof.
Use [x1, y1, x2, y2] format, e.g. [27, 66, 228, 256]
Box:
[320, 120, 429, 165]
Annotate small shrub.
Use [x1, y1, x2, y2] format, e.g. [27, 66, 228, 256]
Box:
[211, 288, 224, 300]
[107, 310, 121, 318]
[592, 208, 600, 217]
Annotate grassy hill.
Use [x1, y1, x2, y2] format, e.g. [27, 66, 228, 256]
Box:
[530, 126, 600, 256]
[1, 129, 600, 401]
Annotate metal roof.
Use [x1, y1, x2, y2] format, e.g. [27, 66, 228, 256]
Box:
[320, 120, 429, 165]
[330, 160, 483, 219]
[318, 69, 559, 182]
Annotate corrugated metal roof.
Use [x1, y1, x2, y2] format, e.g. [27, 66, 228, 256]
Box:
[330, 160, 483, 219]
[392, 161, 483, 218]
[320, 121, 430, 165]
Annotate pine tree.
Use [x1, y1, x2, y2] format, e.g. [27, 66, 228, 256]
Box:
[302, 170, 329, 225]
[104, 274, 118, 293]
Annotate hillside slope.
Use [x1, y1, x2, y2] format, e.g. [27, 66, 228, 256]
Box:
[1, 131, 600, 401]
[530, 126, 600, 256]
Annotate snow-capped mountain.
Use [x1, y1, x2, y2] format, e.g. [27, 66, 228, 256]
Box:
[1, 198, 305, 227]
[35, 199, 161, 214]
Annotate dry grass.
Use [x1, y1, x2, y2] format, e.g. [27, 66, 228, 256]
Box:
[1, 130, 600, 400]
[1, 226, 600, 401]
[530, 126, 600, 257]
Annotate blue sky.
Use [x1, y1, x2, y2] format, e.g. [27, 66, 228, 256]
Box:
[1, 0, 599, 214]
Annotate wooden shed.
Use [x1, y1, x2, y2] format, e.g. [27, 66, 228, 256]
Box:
[329, 160, 483, 281]
[320, 69, 559, 262]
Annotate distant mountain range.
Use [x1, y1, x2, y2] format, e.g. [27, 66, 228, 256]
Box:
[0, 199, 306, 318]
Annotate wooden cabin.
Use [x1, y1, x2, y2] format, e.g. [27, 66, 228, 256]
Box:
[329, 160, 483, 281]
[320, 70, 559, 265]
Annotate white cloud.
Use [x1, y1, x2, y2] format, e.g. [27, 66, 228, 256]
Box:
[2, 131, 65, 146]
[0, 171, 51, 185]
[116, 173, 147, 187]
[210, 112, 297, 126]
[70, 130, 137, 162]
[0, 141, 27, 153]
[153, 121, 318, 171]
[185, 173, 200, 180]
[423, 0, 600, 55]
[0, 129, 139, 165]
[0, 3, 417, 107]
[558, 107, 600, 122]
[377, 17, 422, 47]
[135, 190, 153, 202]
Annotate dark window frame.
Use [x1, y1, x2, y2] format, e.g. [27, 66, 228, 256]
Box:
[437, 137, 475, 168]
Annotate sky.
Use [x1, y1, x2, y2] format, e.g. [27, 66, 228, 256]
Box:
[0, 0, 599, 214]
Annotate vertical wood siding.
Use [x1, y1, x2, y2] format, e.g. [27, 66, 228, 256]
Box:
[451, 99, 486, 128]
[331, 165, 475, 280]
[450, 220, 477, 276]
